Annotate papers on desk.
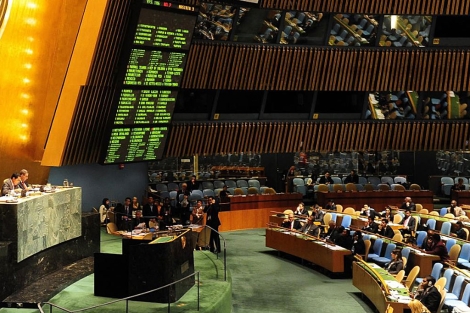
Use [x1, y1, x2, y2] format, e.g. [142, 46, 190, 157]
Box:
[388, 289, 411, 303]
[367, 262, 382, 269]
[385, 280, 404, 289]
[0, 196, 18, 203]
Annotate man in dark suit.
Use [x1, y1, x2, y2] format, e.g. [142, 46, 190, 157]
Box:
[142, 195, 157, 228]
[378, 219, 394, 238]
[204, 196, 221, 253]
[362, 216, 379, 233]
[318, 171, 334, 185]
[18, 169, 31, 191]
[400, 209, 416, 236]
[115, 197, 133, 231]
[400, 197, 416, 211]
[360, 204, 378, 220]
[281, 213, 302, 231]
[344, 170, 359, 184]
[414, 275, 442, 313]
[312, 205, 325, 223]
[2, 173, 21, 196]
[300, 216, 320, 237]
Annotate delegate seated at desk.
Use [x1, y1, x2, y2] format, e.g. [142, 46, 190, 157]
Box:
[281, 213, 302, 230]
[294, 202, 308, 215]
[318, 171, 334, 185]
[299, 216, 320, 236]
[401, 197, 416, 211]
[447, 200, 465, 217]
[451, 178, 466, 191]
[413, 275, 441, 313]
[425, 234, 449, 262]
[400, 210, 416, 236]
[361, 204, 378, 220]
[381, 207, 394, 222]
[452, 221, 467, 240]
[377, 219, 394, 238]
[18, 169, 31, 191]
[344, 170, 359, 184]
[2, 172, 21, 196]
[362, 216, 379, 233]
[334, 227, 353, 250]
[385, 249, 404, 275]
[132, 211, 146, 229]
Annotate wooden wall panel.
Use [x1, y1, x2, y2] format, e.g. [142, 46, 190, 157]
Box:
[182, 43, 470, 92]
[166, 121, 470, 156]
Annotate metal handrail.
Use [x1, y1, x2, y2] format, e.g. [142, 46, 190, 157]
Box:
[202, 224, 228, 281]
[38, 271, 200, 313]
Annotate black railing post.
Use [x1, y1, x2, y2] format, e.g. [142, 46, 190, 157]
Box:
[197, 271, 200, 311]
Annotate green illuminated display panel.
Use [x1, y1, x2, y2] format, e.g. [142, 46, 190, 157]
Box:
[124, 49, 186, 86]
[104, 126, 169, 163]
[134, 8, 193, 49]
[114, 89, 177, 125]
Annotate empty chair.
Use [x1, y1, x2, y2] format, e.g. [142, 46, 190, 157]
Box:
[443, 268, 455, 292]
[441, 176, 454, 185]
[364, 184, 375, 191]
[370, 243, 396, 266]
[378, 184, 391, 191]
[295, 185, 307, 196]
[341, 215, 352, 228]
[345, 183, 357, 192]
[361, 239, 371, 261]
[214, 180, 225, 189]
[395, 270, 405, 283]
[393, 214, 403, 224]
[330, 23, 341, 35]
[391, 184, 406, 191]
[248, 179, 261, 189]
[260, 186, 269, 194]
[444, 213, 455, 219]
[381, 176, 394, 185]
[440, 207, 449, 216]
[357, 18, 368, 30]
[317, 184, 329, 192]
[189, 192, 203, 202]
[458, 243, 470, 268]
[368, 176, 381, 186]
[227, 187, 235, 195]
[167, 182, 179, 191]
[106, 222, 118, 234]
[441, 222, 452, 235]
[446, 275, 465, 301]
[237, 180, 249, 188]
[335, 204, 344, 212]
[446, 238, 457, 252]
[333, 184, 345, 192]
[416, 231, 427, 247]
[214, 188, 222, 197]
[426, 218, 436, 230]
[409, 184, 421, 191]
[332, 177, 342, 184]
[392, 232, 403, 242]
[416, 204, 424, 212]
[156, 183, 168, 192]
[233, 188, 244, 195]
[416, 262, 443, 285]
[393, 36, 408, 47]
[160, 191, 170, 200]
[335, 29, 348, 42]
[402, 247, 411, 264]
[367, 238, 384, 261]
[449, 244, 461, 266]
[343, 207, 356, 214]
[203, 189, 215, 198]
[202, 181, 214, 190]
[225, 180, 237, 188]
[169, 190, 178, 207]
[442, 184, 453, 196]
[394, 176, 407, 184]
[355, 184, 364, 191]
[247, 187, 259, 195]
[445, 283, 470, 311]
[362, 24, 374, 36]
[358, 177, 368, 185]
[404, 266, 420, 291]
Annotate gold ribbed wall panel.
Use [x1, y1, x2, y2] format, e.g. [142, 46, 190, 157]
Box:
[166, 122, 470, 156]
[182, 44, 470, 91]
[260, 0, 469, 15]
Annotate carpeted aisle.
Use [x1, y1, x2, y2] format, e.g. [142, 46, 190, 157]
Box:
[224, 229, 374, 313]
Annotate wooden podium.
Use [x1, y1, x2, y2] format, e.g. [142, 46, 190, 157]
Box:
[94, 229, 195, 302]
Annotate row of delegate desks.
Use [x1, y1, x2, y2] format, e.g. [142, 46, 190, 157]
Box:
[316, 190, 434, 212]
[265, 226, 351, 273]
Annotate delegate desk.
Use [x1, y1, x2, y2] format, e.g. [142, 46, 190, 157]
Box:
[353, 261, 411, 313]
[266, 226, 351, 273]
[452, 190, 470, 205]
[226, 193, 302, 211]
[0, 187, 82, 262]
[316, 190, 433, 212]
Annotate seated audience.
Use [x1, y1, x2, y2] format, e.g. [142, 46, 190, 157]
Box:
[352, 230, 366, 255]
[132, 210, 146, 229]
[400, 197, 416, 211]
[421, 230, 435, 251]
[362, 216, 379, 233]
[18, 169, 31, 191]
[334, 227, 353, 249]
[381, 207, 394, 221]
[281, 213, 302, 230]
[324, 220, 341, 241]
[294, 202, 308, 215]
[132, 196, 141, 211]
[219, 185, 230, 198]
[378, 219, 394, 238]
[447, 200, 465, 217]
[427, 234, 449, 262]
[451, 178, 466, 191]
[343, 170, 359, 184]
[2, 173, 21, 196]
[312, 205, 325, 222]
[385, 249, 404, 274]
[452, 221, 467, 240]
[300, 215, 320, 237]
[400, 210, 416, 236]
[318, 171, 334, 185]
[178, 193, 191, 225]
[361, 204, 378, 220]
[408, 299, 431, 313]
[413, 275, 441, 313]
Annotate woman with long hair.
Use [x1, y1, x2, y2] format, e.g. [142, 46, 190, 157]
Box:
[99, 198, 110, 224]
[385, 248, 404, 274]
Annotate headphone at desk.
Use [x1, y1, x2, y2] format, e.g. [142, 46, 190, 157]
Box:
[426, 276, 435, 287]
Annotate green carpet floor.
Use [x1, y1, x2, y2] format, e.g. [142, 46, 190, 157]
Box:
[1, 228, 376, 312]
